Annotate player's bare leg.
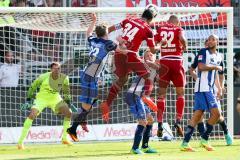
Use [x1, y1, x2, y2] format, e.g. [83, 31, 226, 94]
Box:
[157, 87, 166, 138]
[17, 108, 39, 150]
[181, 110, 203, 152]
[100, 75, 128, 122]
[175, 87, 185, 137]
[200, 108, 220, 151]
[58, 105, 73, 145]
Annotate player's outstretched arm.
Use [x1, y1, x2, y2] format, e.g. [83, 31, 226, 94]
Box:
[86, 13, 97, 37]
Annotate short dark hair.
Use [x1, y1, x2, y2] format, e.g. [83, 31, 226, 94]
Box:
[95, 25, 107, 38]
[141, 9, 154, 21]
[50, 62, 60, 68]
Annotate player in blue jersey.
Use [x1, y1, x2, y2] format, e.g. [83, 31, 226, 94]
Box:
[189, 39, 233, 146]
[67, 13, 127, 141]
[180, 34, 224, 151]
[125, 49, 159, 154]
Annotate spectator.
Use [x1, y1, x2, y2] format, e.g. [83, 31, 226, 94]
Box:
[234, 52, 240, 84]
[0, 50, 21, 87]
[72, 0, 97, 7]
[27, 0, 46, 7]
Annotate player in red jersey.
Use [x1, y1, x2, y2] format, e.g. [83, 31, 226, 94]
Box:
[100, 5, 159, 122]
[154, 15, 187, 137]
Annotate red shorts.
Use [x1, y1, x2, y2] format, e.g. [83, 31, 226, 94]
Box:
[159, 59, 185, 88]
[113, 52, 149, 79]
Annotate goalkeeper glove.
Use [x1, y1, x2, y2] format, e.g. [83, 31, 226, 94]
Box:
[20, 98, 33, 111]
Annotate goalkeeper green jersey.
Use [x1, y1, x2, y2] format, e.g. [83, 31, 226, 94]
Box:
[27, 72, 70, 101]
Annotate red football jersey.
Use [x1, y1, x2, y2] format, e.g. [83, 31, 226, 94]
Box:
[155, 23, 184, 56]
[120, 18, 154, 53]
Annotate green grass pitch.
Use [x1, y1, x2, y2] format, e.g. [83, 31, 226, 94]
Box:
[0, 140, 239, 160]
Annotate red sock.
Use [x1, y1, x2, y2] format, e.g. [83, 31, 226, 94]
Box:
[157, 98, 165, 122]
[144, 79, 153, 96]
[176, 96, 185, 121]
[106, 84, 120, 106]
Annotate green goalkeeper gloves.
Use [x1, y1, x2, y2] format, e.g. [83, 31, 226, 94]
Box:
[20, 98, 33, 111]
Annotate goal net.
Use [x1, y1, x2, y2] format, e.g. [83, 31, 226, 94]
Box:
[0, 7, 233, 143]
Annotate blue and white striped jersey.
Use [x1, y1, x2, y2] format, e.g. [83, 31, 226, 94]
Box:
[84, 35, 117, 78]
[127, 66, 157, 96]
[194, 48, 223, 92]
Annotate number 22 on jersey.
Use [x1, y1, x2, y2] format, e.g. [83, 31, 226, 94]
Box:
[122, 23, 139, 42]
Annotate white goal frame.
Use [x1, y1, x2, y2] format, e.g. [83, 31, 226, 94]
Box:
[0, 7, 234, 141]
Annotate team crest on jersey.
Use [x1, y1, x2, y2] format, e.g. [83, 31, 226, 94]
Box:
[210, 58, 214, 63]
[198, 55, 203, 60]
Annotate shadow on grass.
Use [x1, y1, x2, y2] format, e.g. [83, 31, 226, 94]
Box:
[10, 152, 133, 160]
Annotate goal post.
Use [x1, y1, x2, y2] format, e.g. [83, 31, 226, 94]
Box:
[0, 7, 234, 143]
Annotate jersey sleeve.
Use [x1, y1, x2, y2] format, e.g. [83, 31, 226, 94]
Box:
[114, 18, 128, 30]
[146, 29, 155, 48]
[105, 40, 117, 52]
[87, 35, 95, 43]
[154, 28, 161, 43]
[62, 76, 71, 102]
[197, 49, 207, 64]
[191, 54, 199, 69]
[27, 73, 45, 99]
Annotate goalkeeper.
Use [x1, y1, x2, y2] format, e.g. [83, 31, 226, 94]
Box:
[17, 62, 73, 150]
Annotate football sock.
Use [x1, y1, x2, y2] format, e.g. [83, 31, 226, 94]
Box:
[197, 122, 205, 137]
[142, 125, 152, 149]
[157, 98, 165, 122]
[176, 96, 185, 121]
[183, 125, 194, 143]
[158, 122, 163, 130]
[132, 125, 145, 150]
[201, 123, 213, 141]
[106, 83, 120, 106]
[62, 117, 70, 140]
[18, 118, 33, 144]
[219, 120, 228, 135]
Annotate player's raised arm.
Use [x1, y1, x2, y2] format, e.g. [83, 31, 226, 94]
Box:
[86, 13, 97, 37]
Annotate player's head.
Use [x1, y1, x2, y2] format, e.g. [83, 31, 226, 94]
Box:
[50, 62, 61, 75]
[204, 39, 209, 48]
[207, 34, 218, 49]
[4, 50, 14, 64]
[144, 49, 156, 62]
[168, 15, 180, 26]
[95, 24, 107, 38]
[142, 4, 158, 23]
